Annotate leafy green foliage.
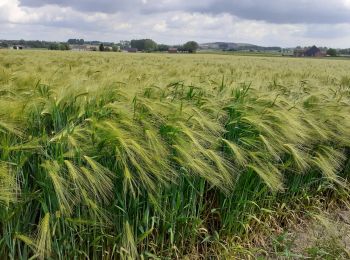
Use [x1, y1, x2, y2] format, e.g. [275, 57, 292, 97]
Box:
[326, 48, 337, 57]
[130, 39, 158, 52]
[183, 41, 199, 53]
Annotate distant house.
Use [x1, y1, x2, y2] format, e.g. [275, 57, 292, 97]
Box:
[70, 45, 87, 51]
[304, 46, 325, 57]
[293, 48, 305, 57]
[294, 46, 326, 57]
[87, 45, 99, 51]
[168, 48, 178, 53]
[127, 48, 138, 53]
[69, 44, 101, 51]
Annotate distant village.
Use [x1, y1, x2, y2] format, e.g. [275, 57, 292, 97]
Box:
[0, 39, 199, 54]
[0, 39, 349, 57]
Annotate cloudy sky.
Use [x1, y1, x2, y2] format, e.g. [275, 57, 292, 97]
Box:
[1, 0, 350, 47]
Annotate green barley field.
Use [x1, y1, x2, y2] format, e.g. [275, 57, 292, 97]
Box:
[0, 50, 350, 259]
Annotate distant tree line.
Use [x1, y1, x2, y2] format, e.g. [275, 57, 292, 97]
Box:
[326, 48, 337, 57]
[338, 48, 350, 55]
[68, 39, 85, 45]
[0, 40, 71, 50]
[129, 39, 199, 53]
[0, 38, 197, 53]
[225, 46, 282, 52]
[48, 43, 70, 51]
[0, 40, 53, 49]
[2, 39, 350, 57]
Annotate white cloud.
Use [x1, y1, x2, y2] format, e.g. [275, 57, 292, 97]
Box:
[0, 0, 39, 23]
[0, 0, 349, 47]
[153, 21, 167, 33]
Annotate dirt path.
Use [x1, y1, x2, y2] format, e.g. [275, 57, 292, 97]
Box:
[265, 209, 350, 259]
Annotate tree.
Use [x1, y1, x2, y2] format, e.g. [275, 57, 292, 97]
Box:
[59, 43, 70, 50]
[327, 48, 337, 57]
[99, 43, 105, 52]
[183, 41, 199, 53]
[157, 44, 169, 52]
[0, 42, 8, 48]
[68, 39, 85, 45]
[48, 43, 70, 51]
[143, 39, 157, 52]
[112, 44, 121, 52]
[130, 39, 157, 52]
[48, 43, 59, 50]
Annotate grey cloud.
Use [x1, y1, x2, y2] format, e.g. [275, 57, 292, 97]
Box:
[19, 0, 350, 24]
[19, 0, 141, 13]
[201, 0, 350, 24]
[299, 24, 350, 38]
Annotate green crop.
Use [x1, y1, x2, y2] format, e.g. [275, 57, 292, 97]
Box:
[0, 50, 349, 259]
